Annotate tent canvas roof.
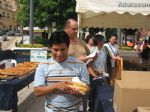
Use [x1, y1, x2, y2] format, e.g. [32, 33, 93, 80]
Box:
[76, 0, 150, 29]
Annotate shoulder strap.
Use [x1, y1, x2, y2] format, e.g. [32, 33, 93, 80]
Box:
[108, 43, 116, 56]
[104, 46, 109, 55]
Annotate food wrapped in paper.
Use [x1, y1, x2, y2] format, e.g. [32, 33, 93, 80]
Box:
[68, 77, 90, 95]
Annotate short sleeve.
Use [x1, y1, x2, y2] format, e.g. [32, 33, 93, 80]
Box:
[34, 64, 46, 87]
[78, 63, 90, 85]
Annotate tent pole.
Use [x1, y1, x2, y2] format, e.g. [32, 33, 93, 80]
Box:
[117, 28, 121, 47]
[77, 13, 80, 38]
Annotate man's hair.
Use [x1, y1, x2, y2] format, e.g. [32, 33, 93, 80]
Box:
[110, 34, 117, 39]
[49, 31, 70, 48]
[64, 18, 77, 29]
[93, 34, 104, 46]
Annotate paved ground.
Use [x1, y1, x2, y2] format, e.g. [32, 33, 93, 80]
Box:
[2, 36, 22, 50]
[0, 82, 45, 112]
[17, 83, 45, 112]
[119, 50, 139, 61]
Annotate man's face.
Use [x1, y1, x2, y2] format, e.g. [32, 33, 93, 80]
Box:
[98, 40, 104, 48]
[65, 21, 78, 39]
[51, 43, 68, 62]
[110, 36, 117, 44]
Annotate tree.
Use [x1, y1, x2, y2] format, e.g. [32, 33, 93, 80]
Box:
[17, 0, 30, 27]
[17, 0, 77, 31]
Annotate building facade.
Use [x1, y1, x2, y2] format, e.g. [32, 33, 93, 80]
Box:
[0, 0, 18, 32]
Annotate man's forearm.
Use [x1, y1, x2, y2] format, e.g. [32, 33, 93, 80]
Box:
[88, 66, 98, 78]
[34, 84, 56, 97]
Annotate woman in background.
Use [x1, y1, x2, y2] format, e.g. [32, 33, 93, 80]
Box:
[85, 34, 96, 53]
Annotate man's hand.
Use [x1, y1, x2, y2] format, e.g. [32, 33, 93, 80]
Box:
[112, 55, 121, 60]
[55, 81, 72, 91]
[92, 53, 98, 61]
[67, 86, 83, 95]
[55, 81, 83, 95]
[78, 55, 88, 62]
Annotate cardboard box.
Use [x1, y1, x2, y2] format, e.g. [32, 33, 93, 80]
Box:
[113, 71, 150, 112]
[137, 107, 150, 112]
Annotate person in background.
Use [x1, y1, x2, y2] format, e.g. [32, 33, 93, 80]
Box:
[92, 35, 112, 79]
[88, 34, 112, 112]
[34, 31, 90, 112]
[104, 35, 121, 84]
[64, 18, 98, 79]
[85, 34, 96, 53]
[134, 41, 142, 62]
[140, 40, 150, 64]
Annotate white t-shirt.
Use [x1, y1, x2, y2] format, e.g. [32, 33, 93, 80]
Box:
[104, 43, 119, 67]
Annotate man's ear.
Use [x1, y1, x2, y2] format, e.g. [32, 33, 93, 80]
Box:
[65, 28, 69, 32]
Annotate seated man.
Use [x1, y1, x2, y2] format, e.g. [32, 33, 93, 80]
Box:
[34, 31, 90, 112]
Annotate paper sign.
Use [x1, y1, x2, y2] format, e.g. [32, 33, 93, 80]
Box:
[30, 50, 47, 62]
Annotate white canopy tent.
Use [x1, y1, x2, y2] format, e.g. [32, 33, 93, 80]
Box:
[76, 0, 150, 29]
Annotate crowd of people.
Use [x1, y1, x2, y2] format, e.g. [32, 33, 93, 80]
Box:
[34, 18, 122, 112]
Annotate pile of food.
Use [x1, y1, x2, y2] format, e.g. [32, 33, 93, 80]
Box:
[0, 62, 39, 80]
[69, 77, 90, 95]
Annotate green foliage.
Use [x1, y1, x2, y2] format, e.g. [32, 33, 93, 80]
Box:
[18, 36, 49, 48]
[16, 0, 29, 26]
[34, 37, 49, 47]
[17, 0, 77, 29]
[119, 46, 133, 51]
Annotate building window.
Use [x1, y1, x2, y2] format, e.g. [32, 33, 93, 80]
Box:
[3, 12, 5, 17]
[7, 13, 9, 18]
[10, 25, 12, 30]
[12, 14, 15, 19]
[14, 26, 16, 31]
[5, 3, 8, 8]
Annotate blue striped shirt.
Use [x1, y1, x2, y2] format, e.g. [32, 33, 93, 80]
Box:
[34, 57, 89, 112]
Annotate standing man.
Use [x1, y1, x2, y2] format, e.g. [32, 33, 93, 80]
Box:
[104, 35, 121, 84]
[64, 18, 98, 78]
[140, 40, 150, 63]
[34, 31, 90, 112]
[89, 34, 112, 112]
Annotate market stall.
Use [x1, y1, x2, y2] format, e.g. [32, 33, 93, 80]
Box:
[0, 48, 50, 112]
[0, 62, 38, 112]
[76, 0, 150, 29]
[76, 0, 150, 112]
